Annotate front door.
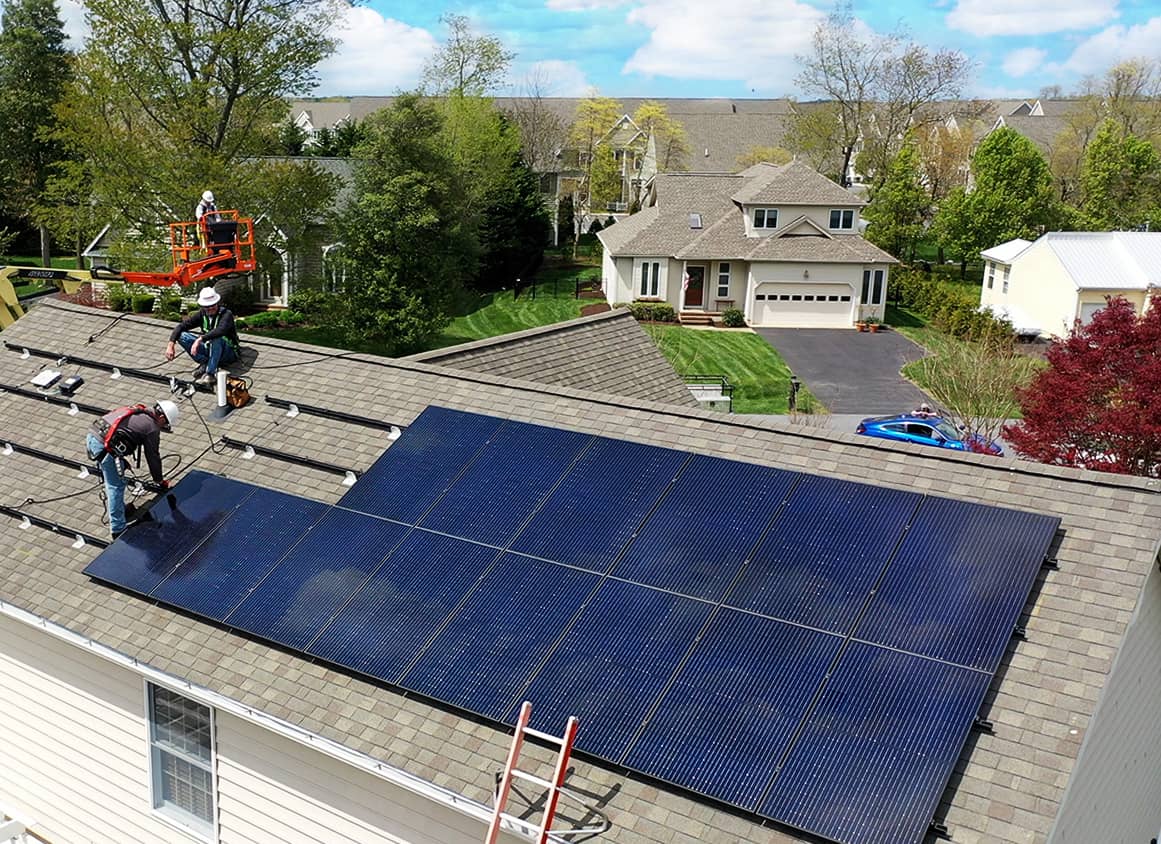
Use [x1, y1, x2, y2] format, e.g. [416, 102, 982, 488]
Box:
[684, 266, 705, 308]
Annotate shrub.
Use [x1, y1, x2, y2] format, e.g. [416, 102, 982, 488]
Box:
[628, 301, 675, 323]
[721, 308, 746, 327]
[157, 289, 184, 319]
[287, 288, 336, 318]
[130, 293, 155, 313]
[104, 283, 130, 311]
[220, 282, 257, 316]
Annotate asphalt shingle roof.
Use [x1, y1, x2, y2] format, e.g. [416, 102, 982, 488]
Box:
[3, 298, 1161, 844]
[731, 161, 865, 206]
[405, 309, 698, 408]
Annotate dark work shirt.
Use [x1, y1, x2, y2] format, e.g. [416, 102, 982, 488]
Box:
[169, 306, 239, 347]
[122, 412, 165, 483]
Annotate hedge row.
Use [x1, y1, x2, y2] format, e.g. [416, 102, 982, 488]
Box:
[892, 268, 1013, 341]
[618, 301, 676, 323]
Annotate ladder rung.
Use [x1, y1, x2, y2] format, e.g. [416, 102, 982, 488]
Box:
[510, 769, 554, 790]
[523, 726, 567, 745]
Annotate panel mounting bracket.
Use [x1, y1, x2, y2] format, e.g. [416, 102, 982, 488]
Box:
[1012, 625, 1028, 640]
[928, 820, 951, 840]
[1041, 556, 1059, 570]
[972, 717, 995, 734]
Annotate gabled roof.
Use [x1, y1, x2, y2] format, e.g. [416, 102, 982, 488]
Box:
[731, 161, 865, 206]
[981, 238, 1033, 264]
[597, 172, 741, 257]
[406, 309, 698, 408]
[994, 114, 1071, 156]
[3, 299, 1161, 844]
[1039, 231, 1161, 290]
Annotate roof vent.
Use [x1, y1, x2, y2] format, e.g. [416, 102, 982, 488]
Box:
[689, 213, 703, 229]
[704, 147, 709, 157]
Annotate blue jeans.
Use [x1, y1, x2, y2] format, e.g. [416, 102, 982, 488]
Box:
[87, 432, 126, 533]
[177, 331, 237, 375]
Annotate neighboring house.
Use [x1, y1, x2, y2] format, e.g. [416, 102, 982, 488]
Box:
[597, 161, 896, 327]
[980, 231, 1161, 337]
[82, 157, 355, 307]
[3, 299, 1161, 844]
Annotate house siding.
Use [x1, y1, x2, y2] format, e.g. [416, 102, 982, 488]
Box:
[0, 613, 514, 844]
[744, 204, 861, 237]
[991, 242, 1076, 336]
[1049, 561, 1161, 844]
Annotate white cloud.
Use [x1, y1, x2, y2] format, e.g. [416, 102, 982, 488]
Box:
[510, 60, 593, 97]
[623, 0, 823, 89]
[947, 0, 1118, 37]
[1002, 46, 1047, 77]
[546, 0, 629, 9]
[315, 6, 436, 96]
[59, 0, 88, 46]
[1047, 16, 1161, 78]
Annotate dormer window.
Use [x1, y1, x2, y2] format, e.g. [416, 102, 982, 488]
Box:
[830, 209, 855, 230]
[753, 208, 778, 229]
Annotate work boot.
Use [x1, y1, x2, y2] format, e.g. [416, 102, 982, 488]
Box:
[192, 364, 207, 379]
[195, 373, 214, 387]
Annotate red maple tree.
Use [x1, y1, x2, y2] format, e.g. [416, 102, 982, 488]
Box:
[1004, 293, 1161, 477]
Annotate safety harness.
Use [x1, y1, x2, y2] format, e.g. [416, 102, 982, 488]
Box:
[90, 404, 153, 459]
[203, 310, 237, 350]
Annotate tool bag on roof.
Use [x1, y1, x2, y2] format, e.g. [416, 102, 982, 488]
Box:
[225, 374, 251, 408]
[89, 404, 151, 459]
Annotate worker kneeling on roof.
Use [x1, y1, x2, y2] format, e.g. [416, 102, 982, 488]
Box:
[165, 286, 239, 386]
[86, 400, 178, 539]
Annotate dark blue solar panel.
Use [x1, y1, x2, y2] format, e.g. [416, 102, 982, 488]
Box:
[224, 509, 409, 649]
[727, 476, 920, 632]
[856, 497, 1060, 670]
[401, 553, 597, 720]
[149, 490, 329, 620]
[338, 406, 503, 523]
[610, 456, 797, 601]
[511, 580, 712, 761]
[760, 642, 991, 844]
[307, 532, 501, 679]
[83, 470, 256, 594]
[420, 421, 592, 546]
[624, 609, 842, 809]
[511, 438, 687, 571]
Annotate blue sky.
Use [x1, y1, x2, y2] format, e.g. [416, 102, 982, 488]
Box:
[56, 0, 1161, 101]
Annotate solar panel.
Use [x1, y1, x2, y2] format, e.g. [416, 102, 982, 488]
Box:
[400, 552, 598, 720]
[84, 470, 256, 594]
[511, 437, 688, 571]
[856, 496, 1059, 670]
[728, 476, 920, 631]
[224, 508, 410, 649]
[83, 408, 1064, 844]
[511, 579, 713, 760]
[760, 642, 991, 844]
[624, 609, 843, 809]
[150, 489, 329, 620]
[337, 405, 503, 523]
[419, 421, 592, 546]
[306, 531, 502, 679]
[610, 455, 798, 601]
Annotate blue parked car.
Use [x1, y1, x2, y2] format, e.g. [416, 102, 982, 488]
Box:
[855, 413, 1003, 455]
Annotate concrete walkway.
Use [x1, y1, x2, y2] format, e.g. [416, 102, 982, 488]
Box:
[754, 327, 930, 414]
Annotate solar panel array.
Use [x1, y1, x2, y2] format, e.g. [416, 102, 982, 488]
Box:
[84, 405, 1060, 844]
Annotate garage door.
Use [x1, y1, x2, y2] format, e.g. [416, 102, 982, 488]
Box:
[752, 283, 854, 328]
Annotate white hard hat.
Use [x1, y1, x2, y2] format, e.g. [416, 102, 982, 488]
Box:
[155, 399, 180, 431]
[202, 190, 214, 203]
[197, 287, 221, 307]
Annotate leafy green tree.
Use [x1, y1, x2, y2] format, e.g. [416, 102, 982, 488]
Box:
[783, 101, 846, 180]
[863, 137, 927, 260]
[569, 95, 622, 236]
[588, 143, 621, 213]
[932, 127, 1056, 272]
[476, 156, 549, 289]
[422, 13, 513, 96]
[633, 100, 689, 172]
[736, 146, 793, 169]
[0, 0, 71, 265]
[334, 95, 477, 354]
[1078, 119, 1161, 230]
[55, 0, 337, 232]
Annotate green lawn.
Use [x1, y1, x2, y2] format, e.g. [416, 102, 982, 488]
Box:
[646, 324, 821, 414]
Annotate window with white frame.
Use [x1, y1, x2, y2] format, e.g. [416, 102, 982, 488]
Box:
[861, 268, 884, 305]
[986, 263, 995, 289]
[752, 208, 778, 229]
[148, 684, 215, 836]
[1002, 266, 1010, 294]
[829, 209, 855, 230]
[717, 262, 730, 297]
[637, 260, 662, 298]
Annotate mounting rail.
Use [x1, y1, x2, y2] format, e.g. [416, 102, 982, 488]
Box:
[3, 342, 207, 392]
[0, 504, 109, 549]
[0, 381, 106, 415]
[0, 439, 166, 494]
[220, 436, 361, 481]
[264, 395, 406, 433]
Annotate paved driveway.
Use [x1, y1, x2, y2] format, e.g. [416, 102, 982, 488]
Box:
[755, 327, 930, 414]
